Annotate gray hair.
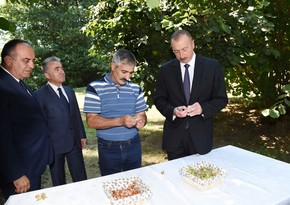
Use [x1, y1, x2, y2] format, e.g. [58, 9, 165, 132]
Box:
[42, 56, 61, 72]
[112, 49, 136, 67]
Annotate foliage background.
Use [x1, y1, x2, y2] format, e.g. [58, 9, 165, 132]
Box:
[83, 0, 290, 109]
[0, 0, 289, 203]
[0, 0, 101, 89]
[1, 0, 289, 111]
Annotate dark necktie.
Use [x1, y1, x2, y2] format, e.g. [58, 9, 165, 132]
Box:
[183, 64, 190, 103]
[19, 80, 32, 96]
[58, 87, 69, 110]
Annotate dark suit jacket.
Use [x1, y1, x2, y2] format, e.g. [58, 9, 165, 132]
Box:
[154, 55, 228, 154]
[34, 84, 86, 155]
[0, 68, 52, 184]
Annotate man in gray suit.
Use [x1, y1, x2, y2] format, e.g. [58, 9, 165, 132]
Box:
[34, 56, 87, 186]
[154, 30, 228, 160]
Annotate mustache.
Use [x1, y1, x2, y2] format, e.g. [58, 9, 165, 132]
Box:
[121, 78, 129, 82]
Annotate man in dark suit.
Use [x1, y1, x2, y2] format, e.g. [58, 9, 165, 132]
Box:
[34, 56, 87, 186]
[0, 39, 52, 200]
[154, 30, 228, 160]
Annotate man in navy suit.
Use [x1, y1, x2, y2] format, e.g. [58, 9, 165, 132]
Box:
[154, 30, 228, 160]
[0, 39, 52, 200]
[34, 56, 87, 186]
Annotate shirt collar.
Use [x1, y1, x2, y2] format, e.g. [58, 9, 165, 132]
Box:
[47, 81, 63, 92]
[181, 53, 196, 68]
[0, 65, 21, 82]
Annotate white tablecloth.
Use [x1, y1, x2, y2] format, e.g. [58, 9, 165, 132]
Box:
[5, 145, 290, 205]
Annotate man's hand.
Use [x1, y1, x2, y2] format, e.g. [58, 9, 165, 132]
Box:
[120, 115, 138, 128]
[13, 175, 30, 194]
[81, 138, 87, 149]
[174, 106, 188, 118]
[135, 113, 147, 129]
[187, 102, 203, 117]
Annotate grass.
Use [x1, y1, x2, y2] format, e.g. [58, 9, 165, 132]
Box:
[1, 89, 289, 204]
[43, 88, 290, 187]
[39, 103, 167, 189]
[39, 88, 168, 190]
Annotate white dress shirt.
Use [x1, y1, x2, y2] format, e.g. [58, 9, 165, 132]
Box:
[47, 82, 69, 102]
[180, 53, 196, 92]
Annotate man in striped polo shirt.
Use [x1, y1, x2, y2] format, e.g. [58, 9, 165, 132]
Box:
[83, 49, 148, 176]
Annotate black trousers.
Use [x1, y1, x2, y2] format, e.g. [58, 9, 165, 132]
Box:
[167, 129, 197, 160]
[50, 143, 87, 186]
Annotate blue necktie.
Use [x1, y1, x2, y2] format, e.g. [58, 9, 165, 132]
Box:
[58, 88, 69, 111]
[183, 64, 190, 103]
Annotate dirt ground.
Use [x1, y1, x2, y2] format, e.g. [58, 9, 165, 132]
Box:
[213, 99, 290, 163]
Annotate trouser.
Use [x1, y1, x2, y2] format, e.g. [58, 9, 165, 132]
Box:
[167, 129, 197, 160]
[50, 143, 87, 186]
[97, 134, 142, 176]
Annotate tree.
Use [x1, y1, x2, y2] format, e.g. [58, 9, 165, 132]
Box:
[1, 0, 289, 110]
[0, 0, 37, 32]
[84, 0, 172, 107]
[0, 16, 15, 32]
[1, 0, 100, 89]
[262, 84, 290, 118]
[84, 0, 289, 109]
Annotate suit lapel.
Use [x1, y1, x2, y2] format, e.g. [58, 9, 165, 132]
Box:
[1, 68, 34, 100]
[46, 84, 59, 99]
[172, 59, 186, 101]
[47, 84, 71, 114]
[63, 86, 72, 113]
[0, 68, 45, 114]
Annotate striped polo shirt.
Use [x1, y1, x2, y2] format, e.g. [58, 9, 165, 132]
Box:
[83, 73, 148, 141]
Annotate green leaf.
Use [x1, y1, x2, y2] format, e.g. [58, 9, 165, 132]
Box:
[181, 18, 188, 23]
[269, 109, 280, 119]
[146, 0, 160, 9]
[283, 84, 290, 93]
[0, 17, 10, 31]
[161, 19, 171, 27]
[278, 93, 288, 99]
[221, 22, 231, 34]
[278, 104, 286, 115]
[284, 98, 290, 107]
